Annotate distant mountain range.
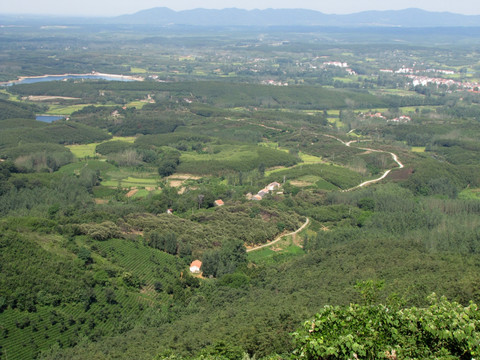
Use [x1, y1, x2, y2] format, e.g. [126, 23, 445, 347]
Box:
[111, 8, 480, 27]
[1, 8, 480, 27]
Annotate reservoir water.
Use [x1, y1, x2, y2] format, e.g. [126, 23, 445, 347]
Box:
[36, 115, 65, 123]
[3, 73, 139, 86]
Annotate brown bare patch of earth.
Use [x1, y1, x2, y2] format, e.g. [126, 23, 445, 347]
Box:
[387, 167, 413, 181]
[126, 189, 138, 197]
[26, 95, 80, 101]
[94, 199, 108, 204]
[167, 173, 201, 180]
[290, 180, 312, 187]
[168, 180, 184, 188]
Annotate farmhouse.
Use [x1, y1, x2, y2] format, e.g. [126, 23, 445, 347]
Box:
[190, 260, 202, 273]
[214, 199, 224, 207]
[267, 182, 281, 191]
[258, 189, 269, 198]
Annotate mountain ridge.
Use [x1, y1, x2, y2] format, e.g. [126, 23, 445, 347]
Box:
[1, 7, 480, 27]
[110, 7, 480, 27]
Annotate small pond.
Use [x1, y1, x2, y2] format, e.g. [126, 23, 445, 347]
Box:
[36, 115, 65, 123]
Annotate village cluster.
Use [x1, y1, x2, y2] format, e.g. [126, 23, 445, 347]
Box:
[361, 112, 412, 123]
[246, 181, 282, 201]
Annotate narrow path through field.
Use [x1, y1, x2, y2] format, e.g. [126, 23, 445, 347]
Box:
[323, 134, 403, 191]
[247, 217, 310, 252]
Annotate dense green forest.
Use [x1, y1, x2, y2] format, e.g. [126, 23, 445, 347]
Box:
[2, 22, 480, 360]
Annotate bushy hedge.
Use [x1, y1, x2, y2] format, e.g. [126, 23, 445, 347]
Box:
[293, 293, 480, 360]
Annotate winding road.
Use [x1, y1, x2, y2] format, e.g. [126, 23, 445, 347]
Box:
[244, 134, 402, 252]
[323, 134, 404, 191]
[247, 217, 310, 252]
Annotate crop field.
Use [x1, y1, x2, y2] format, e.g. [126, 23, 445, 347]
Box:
[57, 160, 116, 175]
[130, 67, 148, 73]
[298, 152, 324, 164]
[131, 188, 161, 198]
[46, 104, 89, 115]
[66, 137, 136, 158]
[101, 176, 159, 188]
[65, 143, 98, 158]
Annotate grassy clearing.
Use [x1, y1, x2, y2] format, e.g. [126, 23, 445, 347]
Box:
[328, 118, 344, 127]
[66, 143, 99, 158]
[265, 167, 287, 176]
[130, 67, 148, 73]
[58, 160, 116, 175]
[248, 235, 305, 265]
[371, 89, 419, 97]
[259, 142, 283, 151]
[101, 176, 159, 188]
[0, 89, 21, 101]
[178, 143, 298, 175]
[66, 137, 136, 158]
[316, 178, 339, 190]
[326, 110, 340, 116]
[355, 108, 388, 113]
[181, 145, 257, 163]
[458, 188, 480, 200]
[347, 131, 362, 138]
[411, 146, 426, 153]
[112, 136, 136, 143]
[297, 175, 322, 183]
[265, 152, 324, 176]
[125, 100, 148, 109]
[131, 189, 161, 198]
[247, 247, 276, 262]
[333, 76, 356, 83]
[298, 152, 323, 164]
[46, 104, 88, 115]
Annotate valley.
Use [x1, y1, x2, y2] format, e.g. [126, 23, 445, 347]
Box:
[1, 14, 480, 359]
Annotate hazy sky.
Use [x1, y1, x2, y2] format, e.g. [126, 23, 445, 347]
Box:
[1, 0, 480, 17]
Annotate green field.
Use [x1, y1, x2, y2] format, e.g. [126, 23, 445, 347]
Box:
[458, 188, 480, 200]
[65, 143, 99, 158]
[248, 235, 305, 265]
[101, 176, 159, 188]
[46, 104, 89, 115]
[411, 146, 426, 152]
[298, 152, 323, 164]
[66, 137, 136, 158]
[57, 160, 116, 175]
[130, 67, 148, 73]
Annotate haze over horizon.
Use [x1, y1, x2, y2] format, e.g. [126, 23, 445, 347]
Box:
[1, 0, 480, 17]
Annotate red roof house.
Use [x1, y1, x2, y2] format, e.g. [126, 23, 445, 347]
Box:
[190, 260, 202, 273]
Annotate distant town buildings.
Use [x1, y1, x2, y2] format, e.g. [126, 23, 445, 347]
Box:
[388, 115, 412, 123]
[261, 79, 288, 86]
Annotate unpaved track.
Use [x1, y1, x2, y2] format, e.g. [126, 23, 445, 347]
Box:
[323, 134, 403, 191]
[247, 217, 310, 252]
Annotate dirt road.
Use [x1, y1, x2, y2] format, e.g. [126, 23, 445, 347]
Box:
[247, 217, 310, 252]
